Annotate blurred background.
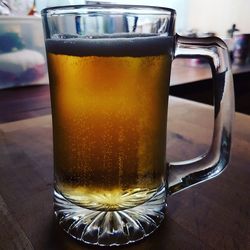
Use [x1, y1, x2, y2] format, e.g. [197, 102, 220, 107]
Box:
[1, 0, 250, 114]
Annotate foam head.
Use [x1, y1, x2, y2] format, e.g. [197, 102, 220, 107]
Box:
[46, 34, 174, 57]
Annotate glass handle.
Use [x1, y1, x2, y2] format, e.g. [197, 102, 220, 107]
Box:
[168, 35, 235, 195]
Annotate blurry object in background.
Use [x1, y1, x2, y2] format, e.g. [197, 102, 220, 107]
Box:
[0, 0, 11, 15]
[181, 29, 216, 38]
[227, 24, 239, 38]
[28, 0, 39, 16]
[4, 0, 33, 15]
[0, 32, 24, 52]
[181, 29, 198, 37]
[199, 32, 216, 38]
[223, 37, 234, 62]
[0, 48, 46, 85]
[0, 16, 48, 89]
[233, 34, 250, 65]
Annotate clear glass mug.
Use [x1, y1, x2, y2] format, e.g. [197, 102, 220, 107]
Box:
[41, 4, 234, 246]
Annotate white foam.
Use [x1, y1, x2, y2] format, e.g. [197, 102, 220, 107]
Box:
[46, 34, 174, 57]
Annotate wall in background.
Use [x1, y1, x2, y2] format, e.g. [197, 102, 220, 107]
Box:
[187, 0, 250, 37]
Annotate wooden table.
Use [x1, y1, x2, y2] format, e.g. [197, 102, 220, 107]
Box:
[171, 59, 250, 86]
[0, 96, 249, 250]
[170, 60, 250, 115]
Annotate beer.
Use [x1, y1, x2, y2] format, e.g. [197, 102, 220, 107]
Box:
[46, 35, 172, 211]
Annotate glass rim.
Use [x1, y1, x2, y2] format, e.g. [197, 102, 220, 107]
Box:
[41, 4, 176, 16]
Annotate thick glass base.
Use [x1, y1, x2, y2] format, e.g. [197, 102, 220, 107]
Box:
[54, 186, 166, 246]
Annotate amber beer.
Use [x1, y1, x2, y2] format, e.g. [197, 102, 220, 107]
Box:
[46, 35, 172, 210]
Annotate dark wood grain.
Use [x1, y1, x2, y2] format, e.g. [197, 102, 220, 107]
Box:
[0, 195, 33, 250]
[0, 97, 249, 250]
[0, 85, 51, 123]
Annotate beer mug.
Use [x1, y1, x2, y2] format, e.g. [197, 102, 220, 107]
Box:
[42, 4, 234, 246]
